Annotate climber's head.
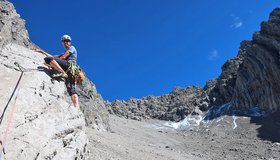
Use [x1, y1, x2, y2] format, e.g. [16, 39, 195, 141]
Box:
[61, 34, 71, 42]
[61, 34, 71, 48]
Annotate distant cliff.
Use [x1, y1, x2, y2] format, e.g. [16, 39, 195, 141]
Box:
[107, 86, 208, 122]
[208, 8, 280, 111]
[108, 8, 280, 121]
[231, 8, 280, 110]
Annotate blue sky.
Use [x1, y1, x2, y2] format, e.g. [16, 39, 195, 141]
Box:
[9, 0, 279, 101]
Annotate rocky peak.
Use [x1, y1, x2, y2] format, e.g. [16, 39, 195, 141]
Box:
[0, 1, 32, 48]
[108, 85, 208, 122]
[205, 7, 280, 112]
[77, 78, 110, 131]
[231, 7, 280, 111]
[207, 40, 249, 107]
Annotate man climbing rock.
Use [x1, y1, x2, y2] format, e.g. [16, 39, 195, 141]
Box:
[33, 35, 80, 110]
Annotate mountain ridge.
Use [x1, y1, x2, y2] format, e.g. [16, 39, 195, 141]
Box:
[108, 7, 280, 122]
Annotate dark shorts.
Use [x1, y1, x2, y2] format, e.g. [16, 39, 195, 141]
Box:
[65, 77, 77, 96]
[44, 57, 69, 71]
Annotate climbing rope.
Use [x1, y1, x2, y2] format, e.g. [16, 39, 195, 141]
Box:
[0, 62, 41, 156]
[0, 63, 23, 125]
[14, 62, 45, 72]
[0, 78, 21, 155]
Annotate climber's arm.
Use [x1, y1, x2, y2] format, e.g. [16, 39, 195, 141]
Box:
[32, 48, 54, 57]
[59, 51, 71, 60]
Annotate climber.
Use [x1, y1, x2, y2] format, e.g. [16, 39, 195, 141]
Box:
[33, 35, 80, 110]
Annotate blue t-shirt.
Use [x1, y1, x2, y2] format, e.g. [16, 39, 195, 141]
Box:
[66, 46, 77, 61]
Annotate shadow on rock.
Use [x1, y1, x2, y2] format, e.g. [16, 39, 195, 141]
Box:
[203, 104, 280, 143]
[203, 103, 265, 121]
[37, 66, 65, 82]
[250, 112, 280, 143]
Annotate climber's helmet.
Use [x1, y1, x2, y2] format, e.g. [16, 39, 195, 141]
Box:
[61, 35, 71, 42]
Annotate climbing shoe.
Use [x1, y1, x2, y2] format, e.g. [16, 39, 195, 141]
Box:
[52, 72, 68, 79]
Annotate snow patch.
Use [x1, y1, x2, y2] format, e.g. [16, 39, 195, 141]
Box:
[163, 115, 203, 129]
[161, 104, 267, 130]
[232, 115, 237, 129]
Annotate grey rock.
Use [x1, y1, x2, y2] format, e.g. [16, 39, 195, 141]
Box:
[76, 78, 110, 131]
[231, 8, 280, 111]
[206, 41, 248, 107]
[0, 44, 88, 160]
[207, 8, 280, 112]
[108, 86, 207, 122]
[0, 1, 33, 48]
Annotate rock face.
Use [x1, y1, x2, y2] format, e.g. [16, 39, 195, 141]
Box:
[231, 8, 280, 111]
[207, 41, 247, 107]
[197, 8, 280, 112]
[107, 86, 208, 122]
[0, 1, 32, 48]
[0, 1, 109, 159]
[0, 44, 88, 160]
[77, 78, 110, 131]
[208, 8, 280, 111]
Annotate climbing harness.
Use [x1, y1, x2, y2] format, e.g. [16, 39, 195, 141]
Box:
[66, 61, 78, 77]
[65, 61, 85, 83]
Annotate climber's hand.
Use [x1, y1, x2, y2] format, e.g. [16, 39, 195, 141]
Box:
[32, 47, 43, 53]
[32, 48, 52, 57]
